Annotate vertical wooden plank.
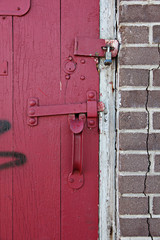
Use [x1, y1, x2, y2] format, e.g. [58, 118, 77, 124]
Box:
[12, 1, 61, 239]
[61, 1, 99, 239]
[0, 16, 12, 240]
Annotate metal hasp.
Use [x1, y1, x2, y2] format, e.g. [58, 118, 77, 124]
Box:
[0, 0, 30, 16]
[27, 92, 105, 189]
[74, 37, 119, 65]
[27, 91, 105, 128]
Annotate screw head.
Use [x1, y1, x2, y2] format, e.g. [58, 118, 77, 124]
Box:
[29, 100, 36, 106]
[88, 92, 95, 98]
[65, 74, 70, 80]
[29, 109, 35, 115]
[69, 178, 74, 183]
[3, 70, 6, 74]
[68, 56, 73, 61]
[17, 7, 21, 10]
[89, 120, 95, 126]
[29, 118, 36, 124]
[80, 59, 85, 64]
[80, 75, 85, 80]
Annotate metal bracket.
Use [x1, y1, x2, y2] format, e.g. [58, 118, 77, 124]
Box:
[0, 0, 30, 16]
[74, 37, 119, 61]
[27, 91, 105, 127]
[87, 91, 97, 128]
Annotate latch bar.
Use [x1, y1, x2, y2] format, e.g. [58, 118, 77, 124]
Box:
[28, 91, 105, 127]
[28, 102, 87, 117]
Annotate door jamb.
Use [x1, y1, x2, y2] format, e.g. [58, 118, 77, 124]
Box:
[99, 0, 117, 239]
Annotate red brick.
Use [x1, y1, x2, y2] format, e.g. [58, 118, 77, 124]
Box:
[153, 26, 160, 43]
[119, 5, 160, 23]
[119, 175, 160, 194]
[119, 112, 147, 129]
[153, 197, 160, 214]
[119, 154, 148, 172]
[119, 26, 149, 44]
[153, 112, 160, 129]
[148, 91, 160, 108]
[146, 176, 160, 193]
[119, 69, 149, 87]
[119, 197, 148, 215]
[120, 218, 148, 237]
[154, 155, 160, 172]
[119, 47, 159, 65]
[153, 69, 160, 86]
[119, 176, 145, 194]
[119, 133, 146, 151]
[148, 133, 160, 150]
[149, 218, 160, 236]
[120, 91, 147, 108]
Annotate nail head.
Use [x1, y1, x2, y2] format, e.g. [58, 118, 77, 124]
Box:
[80, 75, 85, 80]
[29, 118, 36, 124]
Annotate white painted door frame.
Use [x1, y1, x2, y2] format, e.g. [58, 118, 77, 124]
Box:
[99, 0, 117, 239]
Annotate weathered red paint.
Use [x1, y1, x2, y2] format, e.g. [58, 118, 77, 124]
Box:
[0, 0, 101, 239]
[68, 114, 85, 189]
[27, 91, 104, 128]
[0, 0, 30, 16]
[0, 61, 8, 76]
[75, 37, 119, 58]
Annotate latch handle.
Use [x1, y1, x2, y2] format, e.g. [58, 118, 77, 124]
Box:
[68, 114, 86, 189]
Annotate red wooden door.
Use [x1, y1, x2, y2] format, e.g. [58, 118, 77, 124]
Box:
[0, 0, 100, 239]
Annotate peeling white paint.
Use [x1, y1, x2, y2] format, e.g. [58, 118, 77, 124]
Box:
[99, 0, 117, 239]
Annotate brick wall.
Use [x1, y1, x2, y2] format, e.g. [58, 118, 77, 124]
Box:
[117, 0, 160, 239]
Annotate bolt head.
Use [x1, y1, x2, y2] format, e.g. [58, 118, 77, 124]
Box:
[69, 178, 74, 183]
[29, 109, 35, 115]
[80, 75, 85, 80]
[29, 100, 36, 106]
[17, 7, 20, 10]
[89, 120, 95, 126]
[68, 56, 73, 61]
[65, 74, 70, 80]
[29, 118, 36, 124]
[88, 92, 95, 98]
[80, 59, 85, 64]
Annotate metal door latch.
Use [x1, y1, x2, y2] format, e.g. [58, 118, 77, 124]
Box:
[27, 91, 105, 127]
[27, 92, 105, 190]
[74, 37, 119, 65]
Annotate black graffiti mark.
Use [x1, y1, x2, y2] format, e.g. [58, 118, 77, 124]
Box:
[0, 152, 26, 170]
[0, 120, 27, 170]
[0, 120, 11, 135]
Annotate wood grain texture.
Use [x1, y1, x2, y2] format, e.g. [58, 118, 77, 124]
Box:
[0, 0, 100, 239]
[13, 0, 60, 239]
[61, 0, 99, 239]
[0, 16, 13, 240]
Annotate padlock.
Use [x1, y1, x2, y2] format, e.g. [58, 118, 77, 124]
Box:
[104, 45, 112, 65]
